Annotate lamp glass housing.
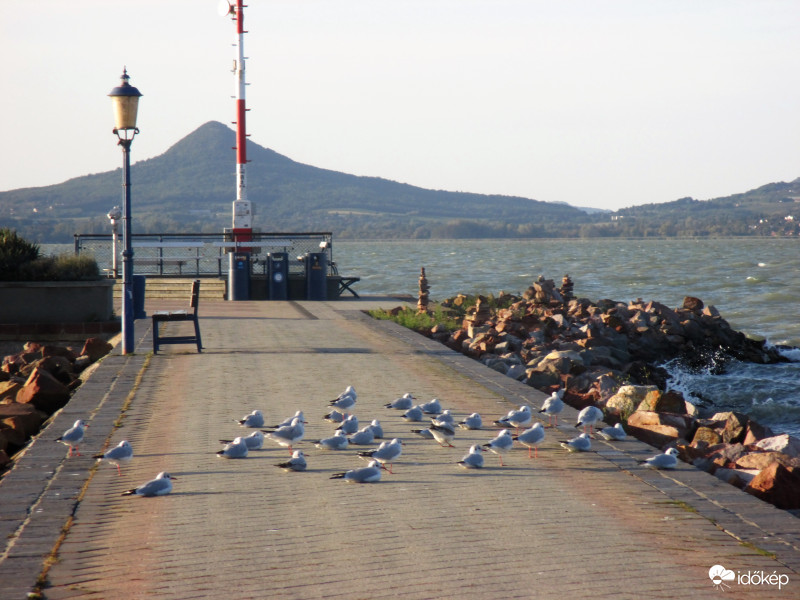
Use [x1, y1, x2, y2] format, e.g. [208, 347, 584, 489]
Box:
[108, 69, 142, 131]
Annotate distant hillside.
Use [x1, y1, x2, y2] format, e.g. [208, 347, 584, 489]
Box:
[0, 121, 797, 242]
[0, 121, 589, 242]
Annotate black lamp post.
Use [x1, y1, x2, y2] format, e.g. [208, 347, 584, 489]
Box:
[108, 68, 142, 355]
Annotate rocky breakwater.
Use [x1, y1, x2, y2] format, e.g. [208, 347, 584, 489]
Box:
[428, 275, 800, 512]
[0, 338, 113, 471]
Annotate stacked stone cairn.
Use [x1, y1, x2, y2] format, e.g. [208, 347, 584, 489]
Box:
[0, 338, 113, 472]
[430, 275, 800, 511]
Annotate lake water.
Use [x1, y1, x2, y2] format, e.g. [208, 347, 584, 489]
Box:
[44, 237, 800, 437]
[334, 238, 800, 438]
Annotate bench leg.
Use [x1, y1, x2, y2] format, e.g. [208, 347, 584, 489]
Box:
[193, 318, 203, 353]
[152, 319, 160, 354]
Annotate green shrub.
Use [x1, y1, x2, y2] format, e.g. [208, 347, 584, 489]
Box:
[17, 254, 101, 281]
[0, 228, 100, 281]
[0, 228, 40, 280]
[369, 304, 461, 333]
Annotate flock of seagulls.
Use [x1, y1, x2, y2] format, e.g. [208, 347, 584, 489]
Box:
[52, 385, 681, 497]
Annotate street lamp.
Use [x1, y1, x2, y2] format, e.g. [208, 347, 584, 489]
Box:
[108, 68, 142, 355]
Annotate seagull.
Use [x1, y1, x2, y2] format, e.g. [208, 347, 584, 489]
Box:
[458, 444, 486, 469]
[329, 386, 357, 414]
[560, 432, 592, 453]
[458, 413, 483, 430]
[597, 423, 627, 441]
[275, 450, 307, 472]
[330, 460, 383, 483]
[358, 438, 402, 473]
[263, 417, 304, 454]
[575, 405, 604, 435]
[315, 430, 349, 451]
[411, 428, 435, 440]
[402, 405, 424, 422]
[348, 426, 376, 446]
[366, 419, 384, 439]
[93, 440, 133, 475]
[514, 423, 546, 459]
[431, 410, 455, 428]
[237, 410, 264, 428]
[323, 409, 345, 423]
[55, 419, 88, 457]
[268, 410, 307, 429]
[539, 390, 565, 427]
[495, 405, 532, 431]
[220, 430, 264, 450]
[419, 398, 442, 414]
[217, 436, 248, 458]
[412, 423, 456, 448]
[640, 447, 679, 469]
[336, 414, 359, 435]
[385, 393, 415, 410]
[122, 472, 175, 497]
[483, 429, 514, 466]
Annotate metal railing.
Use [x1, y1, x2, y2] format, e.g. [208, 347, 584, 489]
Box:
[74, 232, 334, 278]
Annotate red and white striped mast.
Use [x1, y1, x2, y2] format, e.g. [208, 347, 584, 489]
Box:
[221, 0, 253, 299]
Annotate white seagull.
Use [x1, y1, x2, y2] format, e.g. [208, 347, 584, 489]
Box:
[402, 405, 424, 422]
[217, 436, 249, 458]
[483, 429, 514, 466]
[330, 460, 383, 483]
[55, 419, 88, 457]
[336, 414, 359, 435]
[348, 426, 376, 446]
[495, 405, 532, 431]
[539, 390, 565, 427]
[412, 423, 456, 448]
[93, 440, 133, 475]
[263, 417, 305, 454]
[431, 410, 456, 428]
[514, 423, 546, 459]
[275, 450, 307, 472]
[315, 430, 349, 451]
[458, 413, 483, 430]
[597, 423, 627, 441]
[640, 447, 679, 469]
[458, 444, 486, 469]
[323, 409, 345, 423]
[329, 386, 357, 414]
[220, 430, 264, 450]
[419, 398, 442, 414]
[575, 405, 604, 435]
[560, 432, 592, 453]
[366, 419, 384, 439]
[237, 410, 265, 428]
[122, 472, 176, 497]
[385, 393, 415, 410]
[269, 410, 307, 428]
[358, 438, 402, 473]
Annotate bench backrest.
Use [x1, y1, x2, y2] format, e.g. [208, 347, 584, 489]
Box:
[190, 280, 200, 313]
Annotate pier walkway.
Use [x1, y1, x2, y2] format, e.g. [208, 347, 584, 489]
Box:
[1, 297, 799, 599]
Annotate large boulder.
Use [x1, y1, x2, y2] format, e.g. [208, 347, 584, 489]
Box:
[754, 434, 800, 459]
[626, 410, 693, 448]
[709, 411, 749, 444]
[15, 367, 70, 414]
[79, 337, 113, 363]
[0, 402, 44, 439]
[605, 385, 659, 421]
[745, 462, 800, 510]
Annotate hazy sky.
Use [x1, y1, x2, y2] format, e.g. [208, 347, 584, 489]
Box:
[1, 0, 798, 210]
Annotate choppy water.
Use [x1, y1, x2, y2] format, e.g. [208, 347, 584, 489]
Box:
[335, 238, 800, 437]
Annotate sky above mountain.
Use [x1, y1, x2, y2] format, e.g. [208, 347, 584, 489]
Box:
[1, 0, 798, 210]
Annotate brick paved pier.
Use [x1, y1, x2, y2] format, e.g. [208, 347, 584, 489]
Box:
[1, 298, 798, 599]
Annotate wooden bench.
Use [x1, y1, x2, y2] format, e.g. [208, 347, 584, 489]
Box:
[152, 280, 203, 353]
[336, 276, 361, 298]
